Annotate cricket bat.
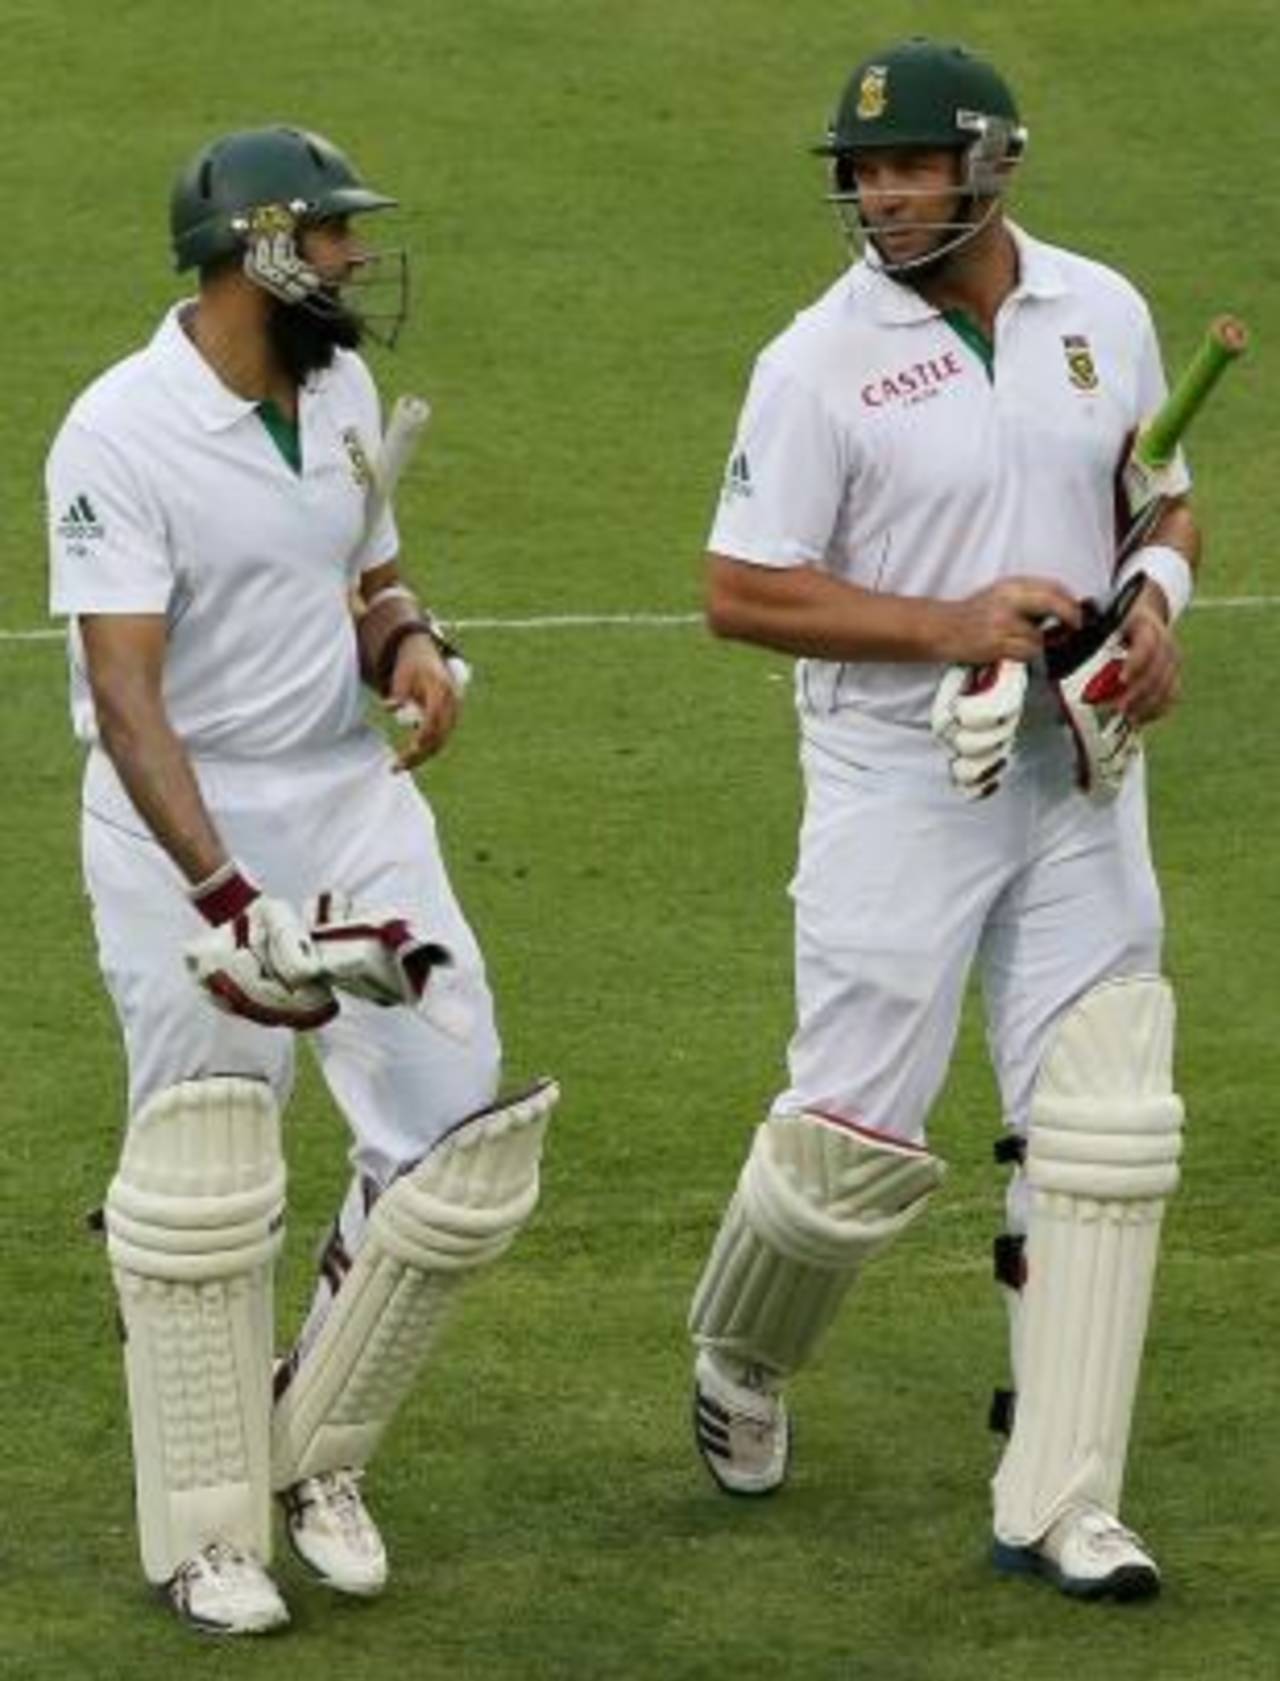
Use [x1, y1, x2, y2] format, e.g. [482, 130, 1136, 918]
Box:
[355, 393, 472, 706]
[937, 314, 1248, 788]
[364, 394, 433, 542]
[1116, 313, 1248, 560]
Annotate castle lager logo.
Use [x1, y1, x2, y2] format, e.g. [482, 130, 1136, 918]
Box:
[860, 351, 965, 409]
[857, 67, 888, 121]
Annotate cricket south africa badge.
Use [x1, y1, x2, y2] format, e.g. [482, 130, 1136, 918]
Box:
[1062, 334, 1100, 391]
[341, 426, 375, 489]
[857, 66, 888, 120]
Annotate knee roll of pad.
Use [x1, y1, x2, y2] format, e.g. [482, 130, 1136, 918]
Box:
[105, 1078, 285, 1583]
[689, 1110, 945, 1377]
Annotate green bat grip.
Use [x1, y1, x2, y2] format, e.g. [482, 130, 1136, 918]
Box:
[1136, 315, 1248, 468]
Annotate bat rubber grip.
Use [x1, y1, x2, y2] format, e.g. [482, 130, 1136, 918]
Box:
[1137, 315, 1247, 468]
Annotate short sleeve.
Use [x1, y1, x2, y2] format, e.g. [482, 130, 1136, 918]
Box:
[47, 419, 173, 616]
[707, 355, 845, 568]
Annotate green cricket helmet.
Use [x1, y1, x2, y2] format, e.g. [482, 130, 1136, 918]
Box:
[818, 38, 1025, 169]
[816, 39, 1027, 275]
[170, 125, 396, 272]
[169, 125, 407, 344]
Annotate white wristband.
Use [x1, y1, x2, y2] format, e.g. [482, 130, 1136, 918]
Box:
[1118, 544, 1194, 623]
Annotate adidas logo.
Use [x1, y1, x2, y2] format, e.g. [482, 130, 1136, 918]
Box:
[57, 493, 105, 543]
[722, 449, 753, 501]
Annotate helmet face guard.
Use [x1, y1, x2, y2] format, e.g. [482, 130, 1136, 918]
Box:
[816, 39, 1027, 275]
[170, 126, 408, 345]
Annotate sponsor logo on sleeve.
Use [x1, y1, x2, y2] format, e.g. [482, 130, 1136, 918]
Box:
[57, 493, 105, 553]
[721, 449, 753, 501]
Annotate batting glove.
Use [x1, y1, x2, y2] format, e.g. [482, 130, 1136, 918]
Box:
[308, 890, 471, 1040]
[931, 658, 1029, 799]
[1045, 573, 1146, 803]
[185, 863, 338, 1030]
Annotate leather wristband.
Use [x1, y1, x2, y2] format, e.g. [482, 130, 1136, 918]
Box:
[358, 584, 462, 696]
[373, 616, 458, 695]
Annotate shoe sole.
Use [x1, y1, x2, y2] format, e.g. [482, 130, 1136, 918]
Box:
[991, 1539, 1160, 1602]
[162, 1592, 290, 1635]
[692, 1385, 792, 1498]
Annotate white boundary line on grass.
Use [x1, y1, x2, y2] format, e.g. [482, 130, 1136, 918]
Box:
[1, 597, 1278, 644]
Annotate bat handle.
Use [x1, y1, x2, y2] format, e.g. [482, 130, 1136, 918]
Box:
[1139, 315, 1248, 467]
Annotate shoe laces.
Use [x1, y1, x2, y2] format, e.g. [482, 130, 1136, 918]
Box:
[309, 1468, 374, 1544]
[175, 1539, 251, 1585]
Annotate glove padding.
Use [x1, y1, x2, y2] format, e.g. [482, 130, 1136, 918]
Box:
[308, 890, 471, 1040]
[1045, 573, 1146, 803]
[931, 659, 1029, 799]
[185, 896, 338, 1029]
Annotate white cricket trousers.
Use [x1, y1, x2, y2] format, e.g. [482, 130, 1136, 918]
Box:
[81, 732, 501, 1182]
[777, 708, 1164, 1143]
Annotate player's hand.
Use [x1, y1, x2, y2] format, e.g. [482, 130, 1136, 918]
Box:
[385, 635, 460, 771]
[185, 872, 338, 1029]
[931, 658, 1029, 800]
[1044, 574, 1150, 804]
[1118, 585, 1181, 724]
[936, 577, 1083, 666]
[306, 888, 473, 1039]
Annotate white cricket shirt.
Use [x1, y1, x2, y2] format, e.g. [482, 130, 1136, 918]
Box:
[47, 303, 399, 757]
[708, 225, 1189, 729]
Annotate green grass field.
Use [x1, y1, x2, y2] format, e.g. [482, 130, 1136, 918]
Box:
[2, 2, 1276, 1676]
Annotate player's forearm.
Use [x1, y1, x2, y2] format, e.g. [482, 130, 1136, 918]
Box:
[706, 554, 951, 663]
[1121, 499, 1201, 624]
[93, 693, 228, 884]
[1141, 500, 1201, 573]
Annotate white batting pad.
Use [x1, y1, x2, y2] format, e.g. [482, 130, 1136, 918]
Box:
[689, 1111, 945, 1377]
[993, 976, 1184, 1546]
[271, 1079, 558, 1489]
[104, 1078, 285, 1583]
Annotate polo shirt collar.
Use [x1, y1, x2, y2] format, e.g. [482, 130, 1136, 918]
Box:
[149, 302, 335, 431]
[850, 219, 1070, 325]
[150, 303, 259, 431]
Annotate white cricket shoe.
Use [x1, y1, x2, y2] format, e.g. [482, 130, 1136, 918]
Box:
[993, 1502, 1161, 1601]
[280, 1468, 388, 1596]
[693, 1349, 791, 1496]
[165, 1540, 290, 1635]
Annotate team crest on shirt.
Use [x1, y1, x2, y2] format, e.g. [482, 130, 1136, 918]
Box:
[340, 426, 376, 489]
[857, 67, 888, 121]
[1062, 334, 1100, 391]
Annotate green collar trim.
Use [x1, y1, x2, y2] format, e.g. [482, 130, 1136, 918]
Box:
[942, 309, 994, 380]
[256, 399, 302, 474]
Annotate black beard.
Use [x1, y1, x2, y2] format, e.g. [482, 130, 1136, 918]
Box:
[266, 291, 363, 385]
